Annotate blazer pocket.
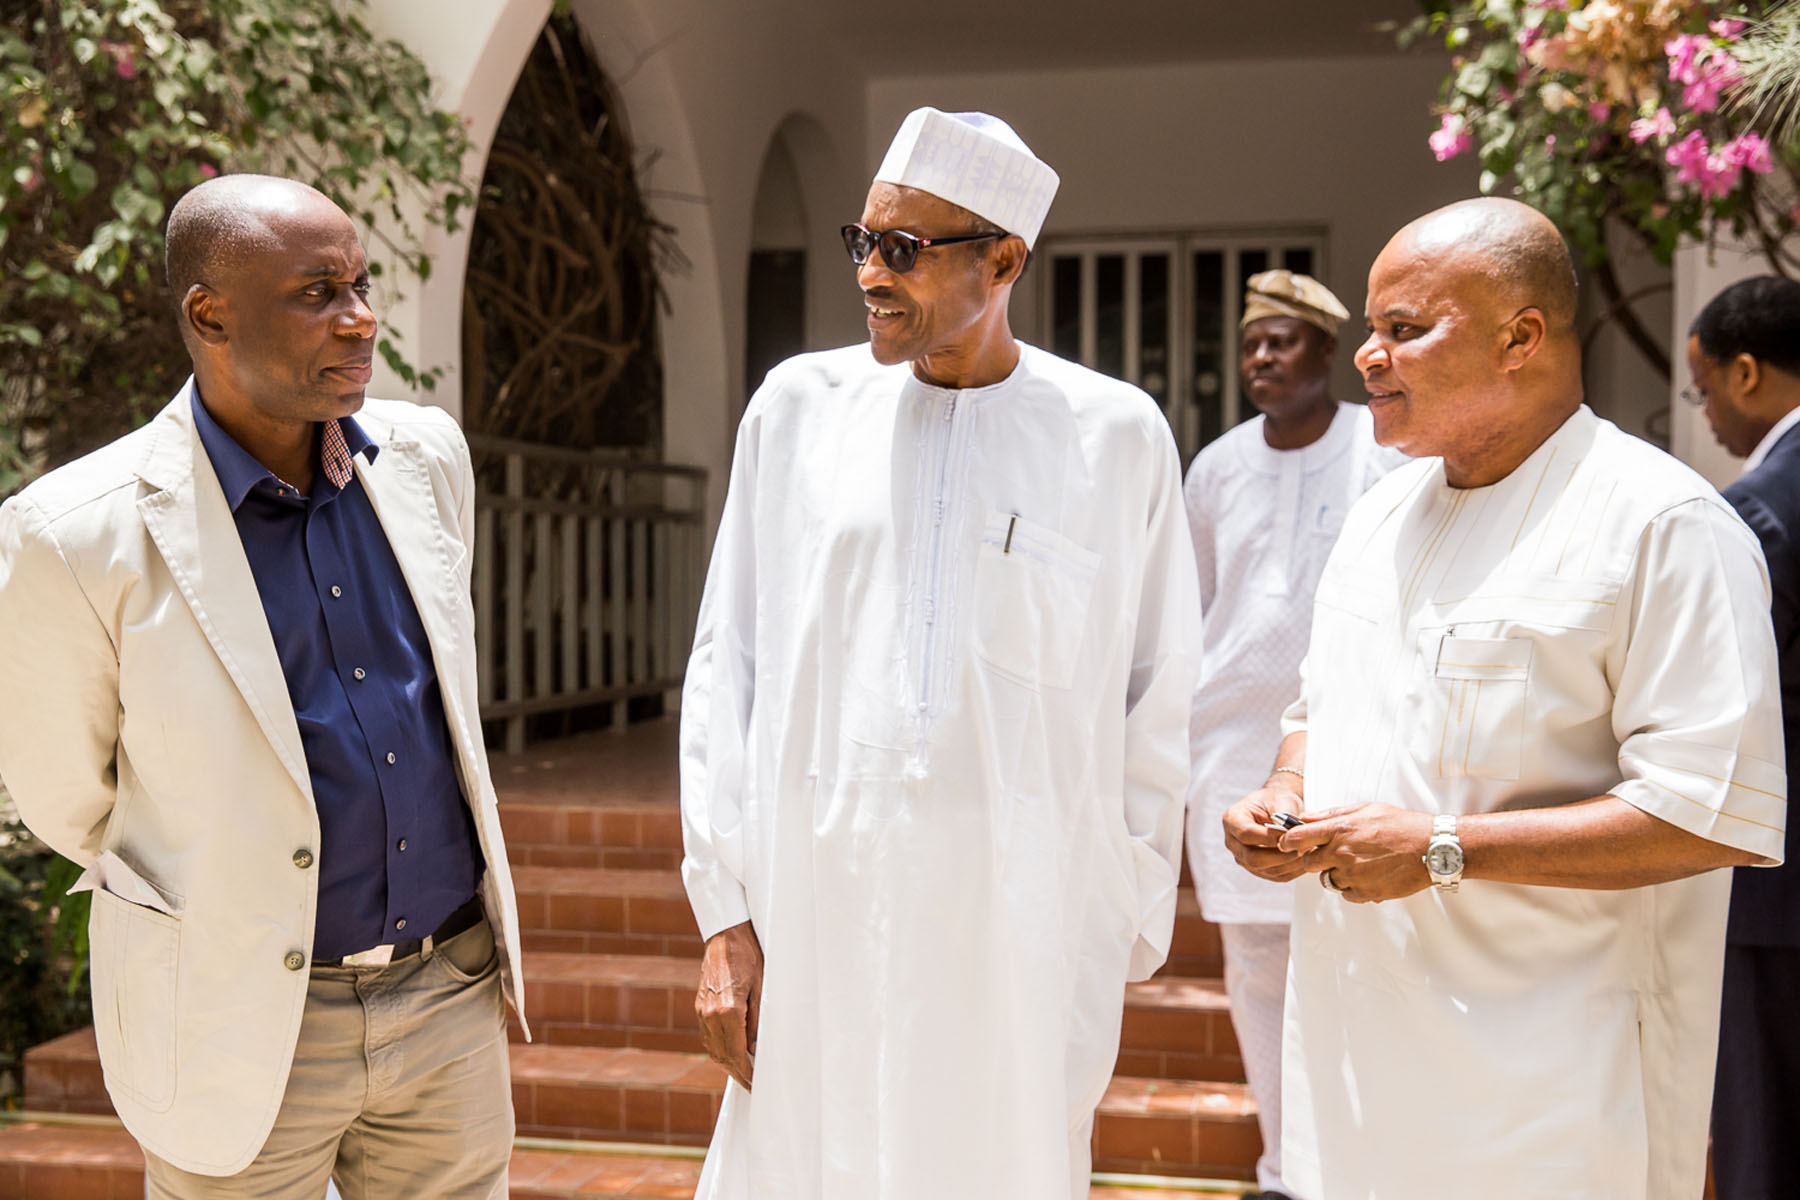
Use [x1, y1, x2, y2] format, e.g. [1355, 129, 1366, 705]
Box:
[88, 886, 182, 1113]
[1429, 634, 1532, 780]
[973, 511, 1101, 691]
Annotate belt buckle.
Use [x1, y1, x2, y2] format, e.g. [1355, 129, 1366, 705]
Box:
[338, 943, 396, 968]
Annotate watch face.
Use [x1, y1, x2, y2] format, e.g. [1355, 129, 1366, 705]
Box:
[1425, 842, 1464, 876]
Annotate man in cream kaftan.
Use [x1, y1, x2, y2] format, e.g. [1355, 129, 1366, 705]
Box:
[679, 108, 1201, 1200]
[1281, 406, 1783, 1199]
[1223, 200, 1784, 1200]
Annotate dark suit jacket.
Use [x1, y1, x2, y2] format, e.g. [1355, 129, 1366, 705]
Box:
[1722, 417, 1800, 946]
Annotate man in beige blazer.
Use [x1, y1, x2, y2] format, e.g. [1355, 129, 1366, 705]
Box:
[0, 175, 526, 1197]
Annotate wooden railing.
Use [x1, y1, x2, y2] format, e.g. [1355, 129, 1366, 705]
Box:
[467, 435, 708, 752]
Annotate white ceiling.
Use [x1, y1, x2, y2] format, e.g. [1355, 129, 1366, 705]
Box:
[809, 0, 1424, 76]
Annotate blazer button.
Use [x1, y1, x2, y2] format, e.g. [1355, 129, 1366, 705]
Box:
[284, 951, 306, 971]
[293, 849, 314, 869]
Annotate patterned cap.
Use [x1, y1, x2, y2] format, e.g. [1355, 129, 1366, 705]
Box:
[1241, 270, 1350, 336]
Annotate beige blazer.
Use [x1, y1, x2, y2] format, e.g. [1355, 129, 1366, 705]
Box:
[0, 384, 527, 1176]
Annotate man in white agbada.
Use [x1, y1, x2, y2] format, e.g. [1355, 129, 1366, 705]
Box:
[1224, 198, 1785, 1200]
[1184, 270, 1401, 1200]
[679, 108, 1200, 1199]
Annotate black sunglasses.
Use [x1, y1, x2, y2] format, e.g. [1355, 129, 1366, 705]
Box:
[840, 222, 1005, 274]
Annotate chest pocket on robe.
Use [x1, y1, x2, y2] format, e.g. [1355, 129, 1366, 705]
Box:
[972, 510, 1101, 691]
[1426, 634, 1533, 780]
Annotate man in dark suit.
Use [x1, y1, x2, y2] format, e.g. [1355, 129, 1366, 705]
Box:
[1689, 273, 1800, 1200]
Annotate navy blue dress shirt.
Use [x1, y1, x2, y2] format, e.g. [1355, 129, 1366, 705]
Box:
[192, 393, 481, 959]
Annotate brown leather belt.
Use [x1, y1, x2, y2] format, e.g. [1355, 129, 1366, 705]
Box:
[316, 895, 484, 968]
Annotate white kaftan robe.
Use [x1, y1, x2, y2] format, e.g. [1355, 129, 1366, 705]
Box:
[1280, 406, 1786, 1200]
[679, 342, 1202, 1200]
[1184, 402, 1402, 924]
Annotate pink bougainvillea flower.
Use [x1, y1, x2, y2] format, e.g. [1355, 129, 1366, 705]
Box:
[1545, 134, 1558, 152]
[1667, 129, 1756, 200]
[1709, 18, 1747, 39]
[199, 164, 219, 179]
[1684, 58, 1744, 114]
[1722, 131, 1774, 174]
[100, 41, 138, 80]
[1666, 129, 1711, 177]
[1665, 33, 1708, 84]
[1629, 107, 1676, 143]
[1587, 101, 1611, 122]
[1534, 0, 1568, 9]
[1429, 113, 1475, 162]
[1517, 24, 1544, 52]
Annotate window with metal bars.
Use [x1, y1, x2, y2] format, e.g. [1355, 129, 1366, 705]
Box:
[1041, 232, 1326, 466]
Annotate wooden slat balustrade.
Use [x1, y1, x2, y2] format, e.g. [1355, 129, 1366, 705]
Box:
[468, 434, 707, 752]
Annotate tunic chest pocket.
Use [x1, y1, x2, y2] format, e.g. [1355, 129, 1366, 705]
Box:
[1429, 634, 1532, 780]
[973, 511, 1101, 690]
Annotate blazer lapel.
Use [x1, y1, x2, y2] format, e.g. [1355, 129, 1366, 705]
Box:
[352, 426, 479, 747]
[134, 386, 312, 802]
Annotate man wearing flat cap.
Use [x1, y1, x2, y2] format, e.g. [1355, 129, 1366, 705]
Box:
[1183, 271, 1401, 1200]
[679, 107, 1200, 1198]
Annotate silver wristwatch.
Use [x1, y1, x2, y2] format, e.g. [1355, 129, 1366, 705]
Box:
[1422, 813, 1464, 892]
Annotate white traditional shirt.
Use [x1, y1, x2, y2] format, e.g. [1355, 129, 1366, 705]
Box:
[1184, 403, 1403, 924]
[679, 342, 1201, 1200]
[1279, 406, 1785, 1200]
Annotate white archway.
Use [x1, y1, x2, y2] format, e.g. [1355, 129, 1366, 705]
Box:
[363, 0, 552, 422]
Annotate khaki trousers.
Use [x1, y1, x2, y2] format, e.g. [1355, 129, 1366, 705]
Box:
[145, 920, 514, 1199]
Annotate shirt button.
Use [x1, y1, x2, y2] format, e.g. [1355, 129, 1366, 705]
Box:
[395, 918, 407, 931]
[292, 849, 314, 869]
[284, 951, 306, 971]
[330, 585, 342, 598]
[353, 667, 366, 681]
[397, 838, 408, 852]
[386, 752, 397, 764]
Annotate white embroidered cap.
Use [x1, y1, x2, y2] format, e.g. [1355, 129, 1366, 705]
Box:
[874, 107, 1060, 249]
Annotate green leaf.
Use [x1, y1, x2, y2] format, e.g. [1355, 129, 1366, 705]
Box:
[65, 160, 98, 197]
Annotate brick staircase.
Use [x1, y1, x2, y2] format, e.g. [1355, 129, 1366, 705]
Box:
[0, 721, 1258, 1197]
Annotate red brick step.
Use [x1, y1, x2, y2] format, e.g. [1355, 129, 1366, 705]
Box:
[499, 800, 683, 872]
[510, 863, 1222, 976]
[509, 1147, 703, 1199]
[513, 1041, 1256, 1180]
[22, 1028, 107, 1117]
[0, 1123, 143, 1200]
[509, 1044, 727, 1147]
[1094, 1075, 1258, 1181]
[515, 952, 702, 1052]
[512, 866, 702, 958]
[1119, 976, 1241, 1082]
